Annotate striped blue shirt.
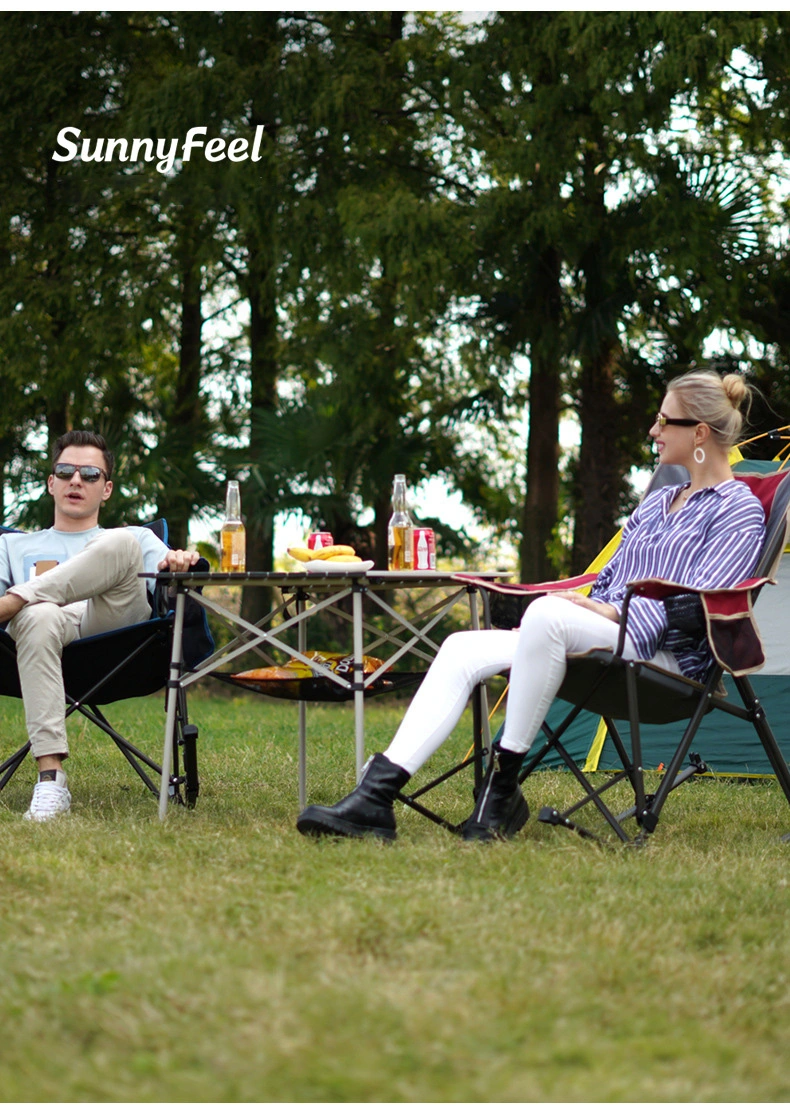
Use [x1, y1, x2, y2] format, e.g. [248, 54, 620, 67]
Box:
[590, 479, 765, 679]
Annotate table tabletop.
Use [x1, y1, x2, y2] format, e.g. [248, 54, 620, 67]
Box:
[144, 568, 510, 588]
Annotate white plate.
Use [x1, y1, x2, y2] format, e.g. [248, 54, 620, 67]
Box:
[304, 559, 374, 574]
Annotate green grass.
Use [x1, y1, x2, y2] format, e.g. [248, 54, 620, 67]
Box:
[1, 692, 789, 1102]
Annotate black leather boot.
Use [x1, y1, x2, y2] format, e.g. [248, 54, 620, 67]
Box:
[296, 753, 411, 841]
[462, 746, 529, 842]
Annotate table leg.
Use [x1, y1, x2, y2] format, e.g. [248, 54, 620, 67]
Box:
[297, 590, 307, 810]
[353, 584, 365, 781]
[159, 589, 186, 821]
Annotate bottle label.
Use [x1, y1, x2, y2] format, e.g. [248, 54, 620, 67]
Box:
[413, 528, 435, 570]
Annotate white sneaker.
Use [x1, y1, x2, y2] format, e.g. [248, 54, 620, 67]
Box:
[24, 770, 71, 822]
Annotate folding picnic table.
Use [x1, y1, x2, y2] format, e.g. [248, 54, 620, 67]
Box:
[146, 568, 507, 819]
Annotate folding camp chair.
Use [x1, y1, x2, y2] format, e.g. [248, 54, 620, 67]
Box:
[0, 521, 213, 808]
[460, 466, 790, 845]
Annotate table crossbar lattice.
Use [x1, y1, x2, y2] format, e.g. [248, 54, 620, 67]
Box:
[144, 569, 507, 819]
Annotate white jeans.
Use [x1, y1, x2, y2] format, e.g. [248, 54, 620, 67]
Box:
[384, 595, 680, 776]
[7, 529, 152, 759]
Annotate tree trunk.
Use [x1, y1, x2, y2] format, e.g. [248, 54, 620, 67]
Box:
[521, 359, 561, 581]
[374, 493, 390, 570]
[0, 435, 12, 521]
[158, 256, 202, 551]
[240, 252, 278, 625]
[520, 247, 562, 582]
[571, 144, 624, 573]
[572, 340, 622, 573]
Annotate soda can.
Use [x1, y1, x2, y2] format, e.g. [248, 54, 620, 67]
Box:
[307, 531, 334, 550]
[413, 528, 436, 570]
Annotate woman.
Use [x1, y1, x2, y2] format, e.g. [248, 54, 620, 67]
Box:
[297, 371, 765, 842]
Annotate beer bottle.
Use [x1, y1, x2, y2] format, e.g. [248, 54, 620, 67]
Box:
[387, 474, 414, 570]
[220, 480, 246, 572]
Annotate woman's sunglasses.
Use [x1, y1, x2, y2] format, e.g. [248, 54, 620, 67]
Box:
[654, 413, 699, 429]
[52, 463, 108, 483]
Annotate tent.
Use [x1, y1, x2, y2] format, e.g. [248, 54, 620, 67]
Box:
[532, 459, 790, 778]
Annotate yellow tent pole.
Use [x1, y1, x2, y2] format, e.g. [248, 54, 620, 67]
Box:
[583, 717, 609, 772]
[736, 424, 790, 450]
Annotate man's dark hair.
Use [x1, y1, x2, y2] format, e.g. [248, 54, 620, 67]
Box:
[52, 430, 114, 479]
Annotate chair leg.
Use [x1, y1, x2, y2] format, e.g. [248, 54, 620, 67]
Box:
[69, 701, 175, 801]
[625, 662, 649, 826]
[177, 688, 200, 808]
[536, 734, 633, 845]
[395, 750, 486, 833]
[65, 697, 202, 809]
[630, 667, 722, 836]
[0, 741, 30, 793]
[616, 752, 709, 826]
[88, 704, 164, 798]
[733, 675, 790, 838]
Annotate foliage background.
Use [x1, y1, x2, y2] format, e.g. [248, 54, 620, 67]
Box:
[3, 11, 790, 585]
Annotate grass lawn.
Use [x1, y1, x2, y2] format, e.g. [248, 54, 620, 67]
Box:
[1, 691, 789, 1102]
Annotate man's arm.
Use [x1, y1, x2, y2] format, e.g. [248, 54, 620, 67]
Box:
[132, 527, 200, 580]
[0, 536, 11, 599]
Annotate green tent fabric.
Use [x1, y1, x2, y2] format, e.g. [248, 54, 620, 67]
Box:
[536, 674, 790, 777]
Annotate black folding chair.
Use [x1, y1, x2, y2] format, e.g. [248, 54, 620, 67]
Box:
[0, 521, 213, 808]
[462, 467, 790, 845]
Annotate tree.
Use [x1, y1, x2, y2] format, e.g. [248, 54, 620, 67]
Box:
[450, 12, 778, 574]
[0, 13, 157, 525]
[273, 12, 481, 566]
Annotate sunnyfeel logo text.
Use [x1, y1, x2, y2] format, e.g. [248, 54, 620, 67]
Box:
[52, 125, 266, 174]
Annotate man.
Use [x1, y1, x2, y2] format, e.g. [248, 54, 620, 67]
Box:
[0, 430, 198, 821]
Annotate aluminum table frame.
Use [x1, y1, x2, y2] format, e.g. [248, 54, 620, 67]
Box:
[145, 569, 505, 819]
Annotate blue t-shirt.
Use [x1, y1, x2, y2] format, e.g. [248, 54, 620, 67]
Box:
[0, 526, 168, 597]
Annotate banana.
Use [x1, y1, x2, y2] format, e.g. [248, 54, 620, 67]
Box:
[287, 546, 313, 562]
[311, 544, 357, 560]
[326, 554, 362, 563]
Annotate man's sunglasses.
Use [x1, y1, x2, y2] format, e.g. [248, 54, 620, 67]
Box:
[52, 463, 108, 483]
[654, 413, 700, 429]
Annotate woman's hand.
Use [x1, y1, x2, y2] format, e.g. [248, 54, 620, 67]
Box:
[553, 590, 619, 623]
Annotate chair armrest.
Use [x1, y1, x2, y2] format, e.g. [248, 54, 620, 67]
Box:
[626, 576, 771, 602]
[453, 572, 601, 631]
[616, 575, 774, 674]
[150, 556, 211, 617]
[452, 571, 599, 596]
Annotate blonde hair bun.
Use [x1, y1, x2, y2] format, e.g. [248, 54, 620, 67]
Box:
[722, 373, 750, 410]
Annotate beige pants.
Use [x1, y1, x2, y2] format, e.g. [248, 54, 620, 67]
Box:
[7, 529, 152, 759]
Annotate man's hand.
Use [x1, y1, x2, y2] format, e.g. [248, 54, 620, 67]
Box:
[553, 590, 619, 623]
[0, 590, 27, 624]
[157, 549, 201, 573]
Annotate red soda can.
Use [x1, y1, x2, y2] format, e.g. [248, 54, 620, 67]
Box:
[308, 531, 334, 550]
[413, 528, 436, 570]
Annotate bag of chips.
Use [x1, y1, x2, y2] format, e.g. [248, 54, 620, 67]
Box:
[219, 651, 422, 701]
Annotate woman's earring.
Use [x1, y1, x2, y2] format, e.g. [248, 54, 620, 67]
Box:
[694, 446, 706, 464]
